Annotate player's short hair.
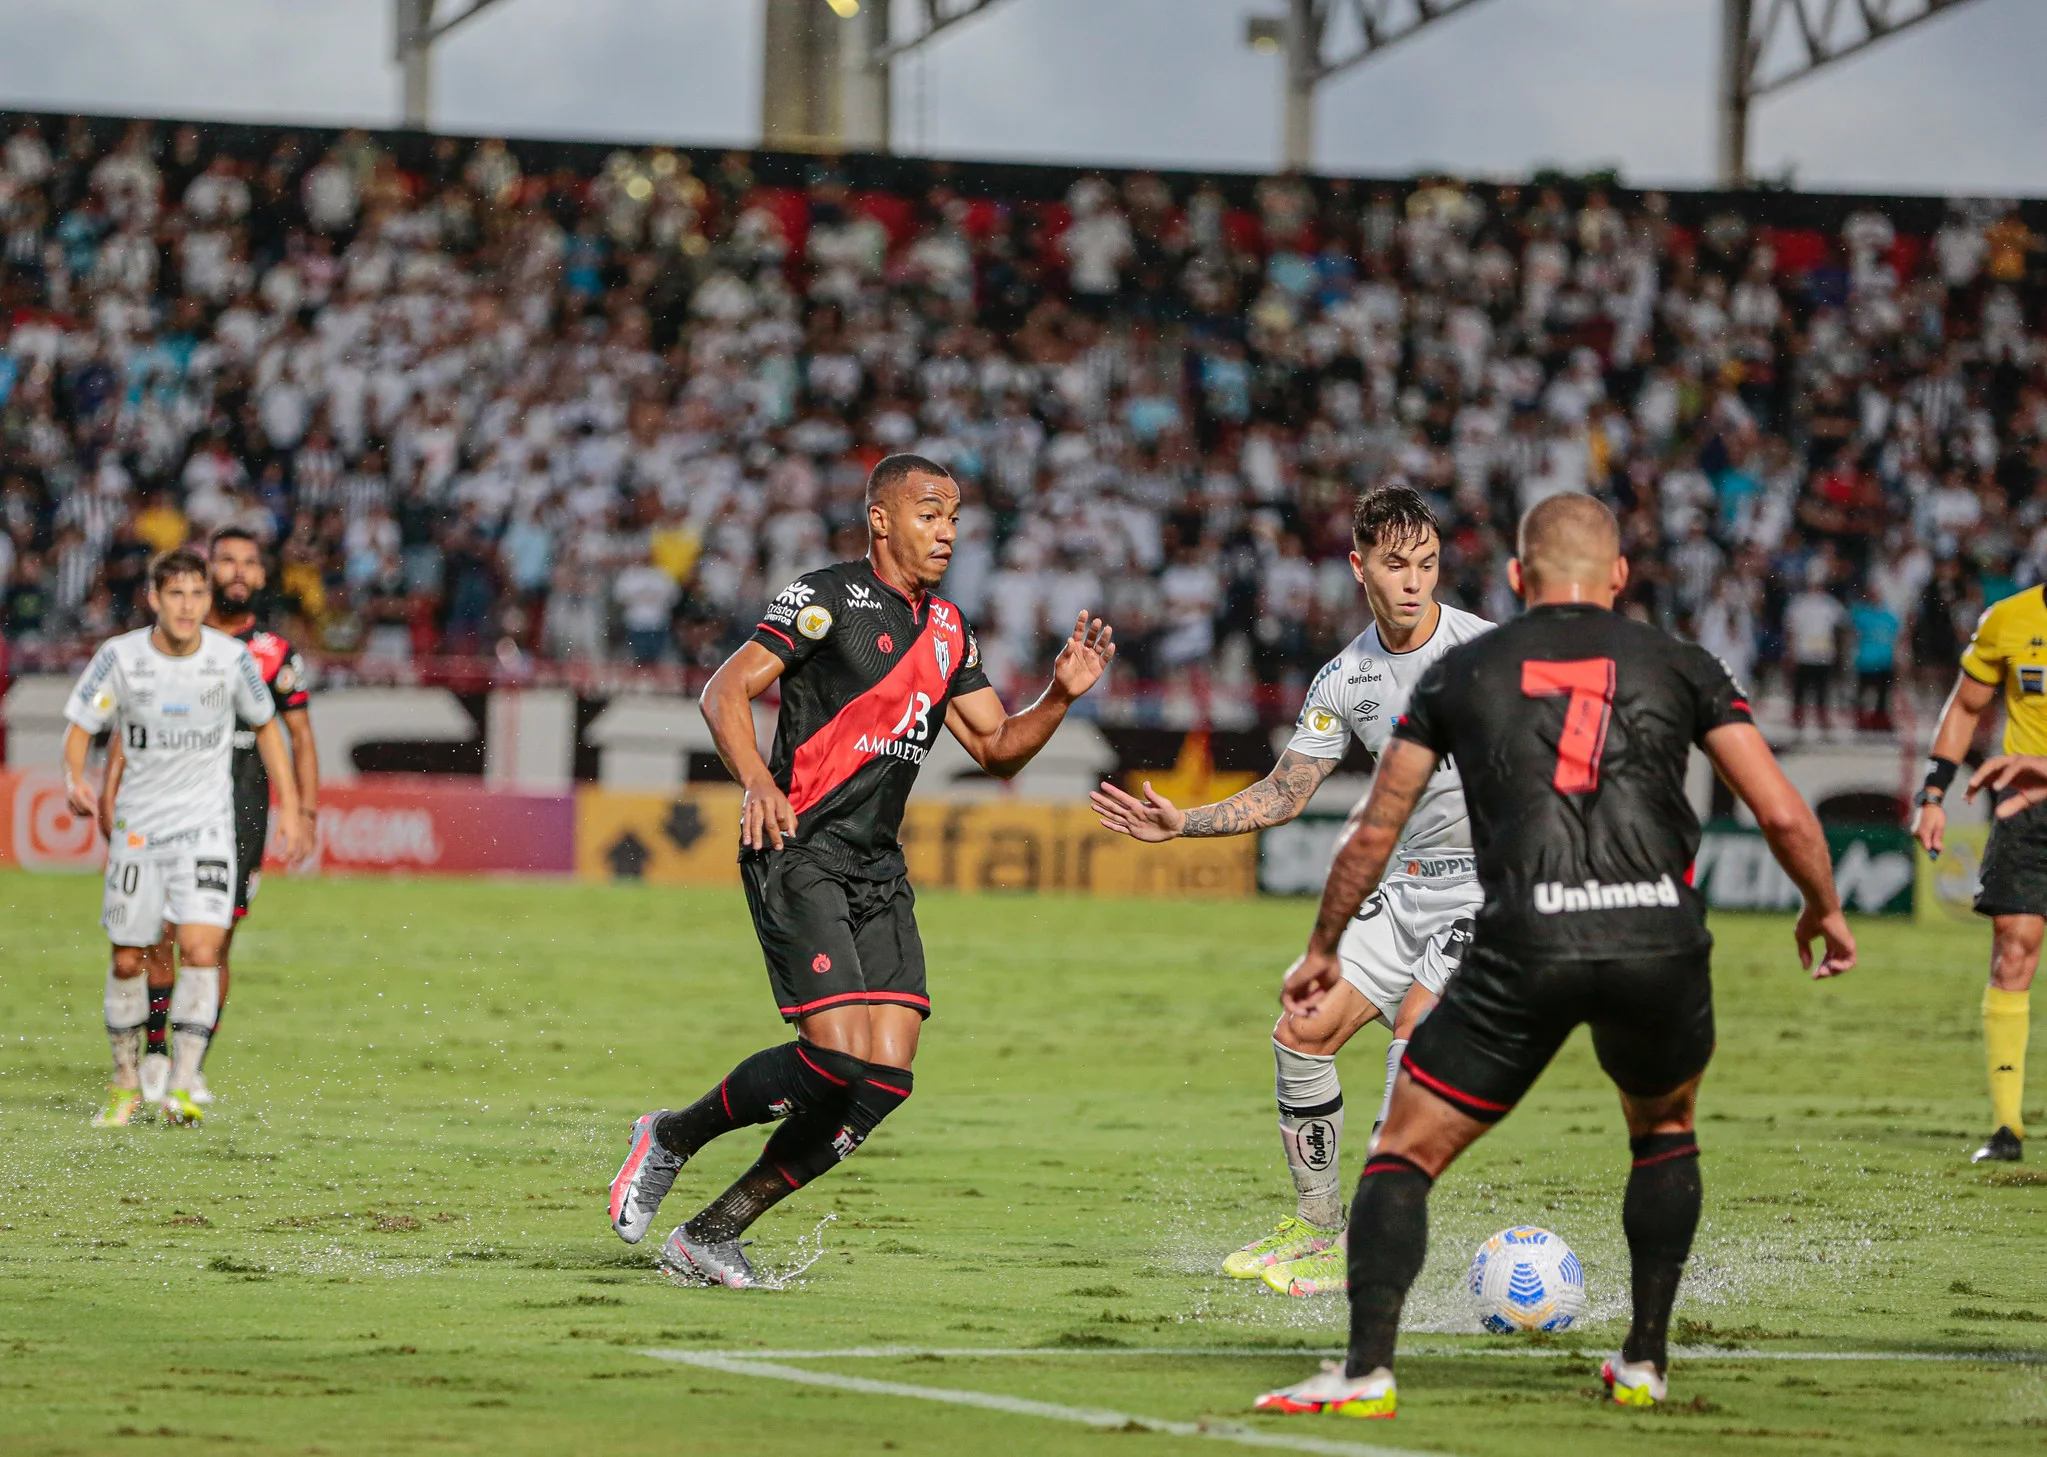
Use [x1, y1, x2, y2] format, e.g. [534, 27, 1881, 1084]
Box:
[1352, 486, 1440, 554]
[209, 525, 261, 554]
[1516, 492, 1620, 586]
[148, 547, 210, 591]
[866, 453, 956, 507]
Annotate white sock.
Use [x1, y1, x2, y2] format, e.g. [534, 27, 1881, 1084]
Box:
[169, 966, 221, 1092]
[1370, 1038, 1408, 1155]
[1274, 1037, 1346, 1230]
[104, 967, 147, 1086]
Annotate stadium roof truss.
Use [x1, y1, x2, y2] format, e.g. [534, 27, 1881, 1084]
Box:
[1720, 0, 1993, 183]
[388, 0, 2002, 186]
[393, 0, 518, 128]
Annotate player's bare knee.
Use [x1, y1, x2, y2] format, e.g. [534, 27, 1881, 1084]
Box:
[177, 928, 227, 967]
[1620, 1084, 1697, 1138]
[110, 946, 150, 978]
[1990, 920, 2042, 990]
[1274, 1008, 1348, 1058]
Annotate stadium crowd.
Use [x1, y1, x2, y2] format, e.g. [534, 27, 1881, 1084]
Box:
[2, 113, 2046, 729]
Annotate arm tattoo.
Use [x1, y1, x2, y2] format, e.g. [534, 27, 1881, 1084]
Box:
[1179, 750, 1340, 837]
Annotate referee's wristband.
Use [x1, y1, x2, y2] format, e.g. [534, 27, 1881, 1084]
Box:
[1918, 756, 1960, 803]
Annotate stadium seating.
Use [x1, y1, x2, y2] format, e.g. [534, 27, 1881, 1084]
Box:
[3, 110, 2045, 732]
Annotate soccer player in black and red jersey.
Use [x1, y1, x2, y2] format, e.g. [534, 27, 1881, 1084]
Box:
[1255, 494, 1856, 1419]
[609, 454, 1115, 1287]
[102, 527, 319, 1108]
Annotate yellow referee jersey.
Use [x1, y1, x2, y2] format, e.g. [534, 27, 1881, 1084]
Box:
[1960, 586, 2047, 754]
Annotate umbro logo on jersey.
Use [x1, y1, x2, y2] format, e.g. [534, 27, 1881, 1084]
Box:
[1358, 700, 1380, 718]
[1534, 874, 1680, 915]
[774, 580, 817, 609]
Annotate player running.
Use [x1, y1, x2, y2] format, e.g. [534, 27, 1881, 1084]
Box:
[608, 454, 1115, 1288]
[1909, 586, 2047, 1164]
[100, 527, 319, 1109]
[1254, 494, 1854, 1419]
[1090, 486, 1488, 1295]
[62, 549, 310, 1127]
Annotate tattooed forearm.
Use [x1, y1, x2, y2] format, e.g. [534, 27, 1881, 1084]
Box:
[1179, 750, 1339, 837]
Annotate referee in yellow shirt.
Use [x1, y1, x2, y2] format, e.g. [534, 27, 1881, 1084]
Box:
[1912, 588, 2047, 1163]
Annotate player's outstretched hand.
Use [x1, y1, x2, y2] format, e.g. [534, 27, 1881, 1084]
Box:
[1967, 754, 2047, 817]
[1051, 613, 1116, 702]
[1910, 799, 1947, 857]
[1794, 903, 1856, 980]
[741, 775, 798, 851]
[1089, 779, 1184, 841]
[1281, 948, 1344, 1015]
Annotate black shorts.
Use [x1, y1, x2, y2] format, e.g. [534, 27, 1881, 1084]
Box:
[1975, 793, 2047, 918]
[1402, 941, 1715, 1124]
[740, 851, 929, 1023]
[232, 799, 268, 920]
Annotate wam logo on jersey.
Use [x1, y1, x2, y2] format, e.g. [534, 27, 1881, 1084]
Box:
[845, 583, 883, 610]
[797, 605, 834, 640]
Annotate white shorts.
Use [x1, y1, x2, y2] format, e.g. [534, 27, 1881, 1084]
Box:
[102, 823, 236, 946]
[1337, 859, 1482, 1021]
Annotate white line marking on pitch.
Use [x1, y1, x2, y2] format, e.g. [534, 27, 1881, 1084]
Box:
[646, 1350, 1442, 1457]
[651, 1344, 2047, 1364]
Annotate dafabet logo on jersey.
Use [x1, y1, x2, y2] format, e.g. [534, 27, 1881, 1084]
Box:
[797, 605, 834, 640]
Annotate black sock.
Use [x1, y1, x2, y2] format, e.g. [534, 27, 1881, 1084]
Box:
[144, 984, 172, 1059]
[1621, 1132, 1702, 1370]
[684, 1065, 915, 1245]
[1345, 1153, 1433, 1378]
[655, 1041, 865, 1158]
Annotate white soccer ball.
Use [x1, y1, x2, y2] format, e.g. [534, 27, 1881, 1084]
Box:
[1467, 1226, 1587, 1333]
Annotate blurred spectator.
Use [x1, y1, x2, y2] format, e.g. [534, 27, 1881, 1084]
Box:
[1849, 582, 1901, 732]
[1785, 566, 1846, 735]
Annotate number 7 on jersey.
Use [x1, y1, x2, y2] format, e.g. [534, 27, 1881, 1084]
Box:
[1521, 659, 1617, 794]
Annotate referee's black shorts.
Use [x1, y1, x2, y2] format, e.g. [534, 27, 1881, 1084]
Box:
[1975, 793, 2047, 919]
[741, 849, 930, 1024]
[1402, 940, 1715, 1123]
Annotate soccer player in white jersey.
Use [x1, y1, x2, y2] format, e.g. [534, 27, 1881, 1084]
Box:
[60, 549, 308, 1127]
[1092, 487, 1490, 1295]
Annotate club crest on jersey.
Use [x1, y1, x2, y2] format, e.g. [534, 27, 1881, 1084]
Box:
[933, 632, 951, 680]
[797, 605, 834, 640]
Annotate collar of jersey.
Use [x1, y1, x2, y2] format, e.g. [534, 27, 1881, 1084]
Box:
[862, 560, 927, 616]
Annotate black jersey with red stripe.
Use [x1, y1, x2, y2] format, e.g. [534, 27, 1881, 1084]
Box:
[228, 624, 311, 817]
[748, 559, 990, 878]
[1391, 603, 1753, 960]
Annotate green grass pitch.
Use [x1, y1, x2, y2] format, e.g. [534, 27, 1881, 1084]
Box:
[0, 868, 2042, 1456]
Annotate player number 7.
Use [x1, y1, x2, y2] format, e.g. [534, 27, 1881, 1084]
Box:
[1521, 658, 1617, 794]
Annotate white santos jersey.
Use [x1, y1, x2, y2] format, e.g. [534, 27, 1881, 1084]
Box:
[63, 627, 275, 845]
[1287, 602, 1494, 857]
